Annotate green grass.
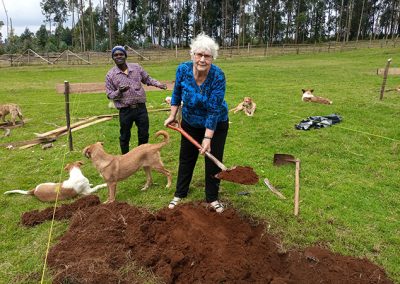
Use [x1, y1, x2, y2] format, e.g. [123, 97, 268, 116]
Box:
[1, 48, 399, 283]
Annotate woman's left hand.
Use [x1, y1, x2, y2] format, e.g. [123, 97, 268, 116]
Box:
[200, 138, 211, 154]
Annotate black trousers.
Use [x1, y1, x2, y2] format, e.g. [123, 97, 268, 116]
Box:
[174, 119, 229, 203]
[118, 105, 149, 154]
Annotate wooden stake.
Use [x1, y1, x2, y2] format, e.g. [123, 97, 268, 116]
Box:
[64, 81, 73, 151]
[380, 58, 392, 100]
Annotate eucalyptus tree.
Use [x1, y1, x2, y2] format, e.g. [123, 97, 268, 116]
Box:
[35, 25, 49, 50]
[122, 0, 148, 46]
[0, 20, 3, 45]
[379, 0, 399, 39]
[40, 0, 68, 34]
[19, 28, 34, 50]
[309, 0, 326, 42]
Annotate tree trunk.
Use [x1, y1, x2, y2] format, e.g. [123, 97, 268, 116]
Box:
[345, 0, 353, 43]
[336, 0, 344, 43]
[356, 0, 365, 43]
[79, 0, 86, 51]
[108, 0, 113, 49]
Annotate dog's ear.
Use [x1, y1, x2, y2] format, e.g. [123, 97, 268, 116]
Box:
[310, 89, 314, 93]
[83, 146, 92, 158]
[76, 160, 84, 166]
[64, 163, 71, 171]
[302, 89, 306, 93]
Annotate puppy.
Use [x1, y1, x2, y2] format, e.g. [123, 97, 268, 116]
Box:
[3, 161, 107, 202]
[0, 103, 24, 125]
[230, 97, 256, 116]
[83, 130, 172, 203]
[301, 89, 332, 105]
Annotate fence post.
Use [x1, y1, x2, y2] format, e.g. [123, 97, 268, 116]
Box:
[379, 58, 392, 100]
[175, 45, 178, 58]
[64, 81, 74, 151]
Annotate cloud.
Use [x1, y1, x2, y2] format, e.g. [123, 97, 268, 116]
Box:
[0, 0, 46, 37]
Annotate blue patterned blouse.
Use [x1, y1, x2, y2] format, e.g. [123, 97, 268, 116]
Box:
[171, 61, 229, 130]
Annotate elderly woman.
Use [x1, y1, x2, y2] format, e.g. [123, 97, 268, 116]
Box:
[164, 33, 229, 213]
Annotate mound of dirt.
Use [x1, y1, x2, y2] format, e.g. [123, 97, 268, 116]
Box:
[21, 195, 100, 227]
[22, 196, 393, 283]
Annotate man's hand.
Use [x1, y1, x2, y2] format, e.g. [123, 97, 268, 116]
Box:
[160, 83, 167, 90]
[118, 85, 130, 93]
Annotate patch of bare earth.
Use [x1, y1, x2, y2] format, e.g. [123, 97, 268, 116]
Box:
[21, 196, 393, 284]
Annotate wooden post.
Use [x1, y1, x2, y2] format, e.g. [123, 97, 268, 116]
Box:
[64, 81, 73, 151]
[175, 45, 178, 58]
[247, 43, 250, 54]
[380, 58, 392, 100]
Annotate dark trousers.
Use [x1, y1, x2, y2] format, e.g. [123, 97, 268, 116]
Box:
[119, 105, 149, 154]
[175, 119, 229, 203]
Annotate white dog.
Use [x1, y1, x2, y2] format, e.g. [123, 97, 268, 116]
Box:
[301, 89, 332, 105]
[4, 161, 107, 202]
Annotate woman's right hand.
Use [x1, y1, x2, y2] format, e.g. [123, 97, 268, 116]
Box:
[164, 115, 176, 127]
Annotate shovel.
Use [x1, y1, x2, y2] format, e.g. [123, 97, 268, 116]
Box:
[273, 154, 301, 216]
[167, 123, 259, 185]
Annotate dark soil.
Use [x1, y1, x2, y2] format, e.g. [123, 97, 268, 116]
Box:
[216, 166, 259, 185]
[22, 195, 393, 284]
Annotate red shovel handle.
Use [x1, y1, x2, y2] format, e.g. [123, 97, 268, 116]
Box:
[167, 123, 228, 171]
[167, 123, 202, 149]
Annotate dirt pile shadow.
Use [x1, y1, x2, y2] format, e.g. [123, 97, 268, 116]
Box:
[21, 196, 393, 284]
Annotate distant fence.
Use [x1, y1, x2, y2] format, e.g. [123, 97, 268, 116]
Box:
[0, 39, 398, 67]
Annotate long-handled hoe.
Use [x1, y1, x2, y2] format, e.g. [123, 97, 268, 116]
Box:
[273, 154, 301, 216]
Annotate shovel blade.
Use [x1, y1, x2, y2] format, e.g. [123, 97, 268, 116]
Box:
[273, 154, 296, 166]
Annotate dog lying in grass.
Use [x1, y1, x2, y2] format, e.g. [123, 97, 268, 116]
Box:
[0, 103, 24, 125]
[385, 86, 400, 93]
[3, 161, 107, 202]
[230, 97, 256, 116]
[301, 89, 332, 105]
[83, 130, 172, 203]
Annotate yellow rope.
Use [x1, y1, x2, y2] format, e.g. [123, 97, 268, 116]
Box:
[40, 94, 80, 283]
[40, 151, 68, 283]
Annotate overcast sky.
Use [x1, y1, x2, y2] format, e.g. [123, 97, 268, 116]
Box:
[0, 0, 102, 39]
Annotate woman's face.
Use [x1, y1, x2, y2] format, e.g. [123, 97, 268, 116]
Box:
[192, 50, 213, 73]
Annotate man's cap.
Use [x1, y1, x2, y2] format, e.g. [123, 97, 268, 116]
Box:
[111, 46, 127, 58]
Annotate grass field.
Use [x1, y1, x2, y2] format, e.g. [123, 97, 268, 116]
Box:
[0, 47, 399, 283]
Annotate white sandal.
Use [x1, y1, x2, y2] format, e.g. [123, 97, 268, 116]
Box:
[168, 197, 181, 209]
[210, 200, 224, 213]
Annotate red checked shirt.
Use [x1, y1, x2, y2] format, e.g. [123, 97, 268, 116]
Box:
[105, 63, 164, 109]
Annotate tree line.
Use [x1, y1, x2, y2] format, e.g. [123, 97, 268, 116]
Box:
[0, 0, 399, 54]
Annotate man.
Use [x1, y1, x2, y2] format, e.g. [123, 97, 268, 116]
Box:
[106, 45, 167, 154]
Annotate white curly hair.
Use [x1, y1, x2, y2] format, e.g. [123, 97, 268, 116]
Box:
[190, 33, 219, 60]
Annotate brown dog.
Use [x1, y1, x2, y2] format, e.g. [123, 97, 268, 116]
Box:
[230, 97, 256, 116]
[3, 161, 107, 202]
[301, 89, 332, 105]
[0, 103, 24, 125]
[83, 130, 172, 203]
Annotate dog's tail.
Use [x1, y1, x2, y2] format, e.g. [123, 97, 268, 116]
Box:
[4, 189, 34, 195]
[155, 130, 170, 147]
